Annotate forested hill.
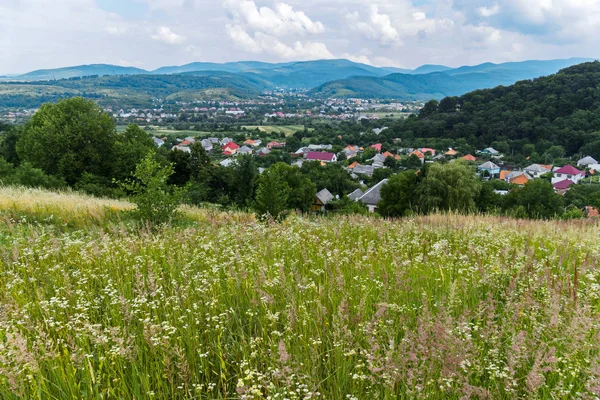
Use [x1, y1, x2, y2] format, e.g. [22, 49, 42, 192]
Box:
[389, 61, 600, 158]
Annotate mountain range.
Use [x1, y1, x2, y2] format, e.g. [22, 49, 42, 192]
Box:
[0, 58, 596, 108]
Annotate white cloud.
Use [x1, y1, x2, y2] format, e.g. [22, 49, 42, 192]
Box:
[478, 3, 500, 17]
[347, 6, 400, 45]
[152, 26, 186, 45]
[222, 0, 325, 36]
[226, 24, 333, 60]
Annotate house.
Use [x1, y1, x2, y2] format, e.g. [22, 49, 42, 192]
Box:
[308, 144, 333, 151]
[586, 206, 600, 219]
[201, 139, 213, 152]
[353, 165, 375, 177]
[372, 127, 388, 135]
[499, 170, 511, 181]
[348, 161, 361, 170]
[445, 148, 458, 157]
[257, 147, 271, 156]
[220, 138, 233, 146]
[358, 179, 388, 213]
[222, 141, 240, 156]
[509, 172, 532, 186]
[293, 147, 310, 157]
[478, 161, 501, 176]
[369, 154, 386, 167]
[578, 156, 600, 171]
[382, 151, 400, 160]
[172, 144, 191, 153]
[267, 141, 285, 149]
[312, 189, 335, 212]
[244, 139, 262, 147]
[153, 137, 164, 147]
[343, 145, 360, 159]
[348, 189, 364, 201]
[524, 164, 551, 178]
[420, 148, 436, 156]
[306, 152, 337, 163]
[220, 158, 236, 167]
[370, 143, 382, 152]
[463, 154, 477, 162]
[553, 179, 575, 194]
[552, 165, 585, 184]
[481, 147, 500, 156]
[238, 145, 253, 155]
[409, 150, 425, 162]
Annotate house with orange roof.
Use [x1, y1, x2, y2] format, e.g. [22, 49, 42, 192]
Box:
[419, 147, 436, 156]
[410, 150, 425, 159]
[463, 154, 477, 162]
[348, 161, 360, 169]
[499, 170, 511, 181]
[382, 151, 400, 160]
[445, 148, 458, 157]
[510, 174, 531, 186]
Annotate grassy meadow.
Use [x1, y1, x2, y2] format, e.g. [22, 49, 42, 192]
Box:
[1, 187, 600, 398]
[243, 125, 313, 137]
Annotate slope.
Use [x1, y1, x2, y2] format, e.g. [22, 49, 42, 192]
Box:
[14, 64, 148, 80]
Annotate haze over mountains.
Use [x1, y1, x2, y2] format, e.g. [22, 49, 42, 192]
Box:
[0, 58, 596, 108]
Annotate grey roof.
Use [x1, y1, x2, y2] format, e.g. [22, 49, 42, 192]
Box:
[316, 189, 335, 205]
[220, 158, 236, 167]
[359, 179, 388, 206]
[478, 161, 500, 170]
[258, 147, 271, 155]
[201, 139, 213, 150]
[353, 165, 375, 177]
[153, 137, 164, 146]
[578, 156, 599, 166]
[369, 154, 386, 163]
[348, 189, 364, 201]
[483, 147, 499, 155]
[238, 145, 253, 154]
[524, 164, 550, 173]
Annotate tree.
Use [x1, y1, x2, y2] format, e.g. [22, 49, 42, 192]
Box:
[121, 152, 183, 225]
[112, 124, 156, 181]
[378, 171, 419, 217]
[254, 169, 290, 221]
[0, 126, 21, 166]
[270, 163, 316, 213]
[504, 179, 563, 219]
[16, 97, 117, 186]
[419, 100, 439, 118]
[232, 155, 257, 207]
[418, 162, 482, 213]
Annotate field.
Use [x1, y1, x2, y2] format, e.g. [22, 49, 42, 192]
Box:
[1, 187, 600, 398]
[244, 125, 313, 137]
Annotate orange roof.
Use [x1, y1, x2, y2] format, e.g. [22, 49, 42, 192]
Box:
[348, 161, 360, 169]
[382, 151, 394, 158]
[410, 150, 425, 159]
[539, 164, 553, 171]
[499, 170, 510, 181]
[345, 145, 358, 151]
[320, 161, 326, 167]
[445, 149, 458, 156]
[511, 174, 529, 185]
[244, 139, 256, 145]
[463, 154, 477, 162]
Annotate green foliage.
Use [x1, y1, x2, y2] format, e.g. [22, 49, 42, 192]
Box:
[112, 124, 156, 181]
[378, 170, 419, 217]
[254, 168, 290, 221]
[120, 152, 183, 225]
[505, 179, 564, 219]
[270, 163, 316, 213]
[418, 162, 482, 213]
[16, 97, 117, 185]
[232, 155, 257, 208]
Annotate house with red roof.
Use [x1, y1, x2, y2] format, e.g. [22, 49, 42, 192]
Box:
[552, 165, 585, 185]
[419, 148, 436, 156]
[222, 141, 240, 156]
[462, 154, 477, 162]
[553, 179, 575, 194]
[370, 143, 382, 152]
[267, 141, 285, 149]
[306, 151, 337, 163]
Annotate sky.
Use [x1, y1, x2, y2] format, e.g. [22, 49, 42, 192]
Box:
[1, 0, 599, 74]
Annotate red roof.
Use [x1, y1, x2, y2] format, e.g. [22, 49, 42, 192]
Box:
[222, 142, 240, 150]
[463, 154, 477, 162]
[555, 165, 585, 176]
[370, 143, 382, 152]
[553, 179, 575, 190]
[306, 151, 336, 162]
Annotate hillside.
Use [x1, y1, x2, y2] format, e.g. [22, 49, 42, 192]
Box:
[1, 186, 600, 398]
[0, 73, 268, 108]
[388, 61, 600, 157]
[310, 58, 595, 99]
[13, 64, 148, 80]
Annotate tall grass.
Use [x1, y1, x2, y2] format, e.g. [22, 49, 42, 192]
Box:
[1, 189, 600, 398]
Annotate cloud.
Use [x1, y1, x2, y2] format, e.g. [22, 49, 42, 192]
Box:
[151, 26, 185, 44]
[225, 24, 333, 60]
[346, 6, 400, 45]
[478, 3, 500, 17]
[222, 0, 325, 36]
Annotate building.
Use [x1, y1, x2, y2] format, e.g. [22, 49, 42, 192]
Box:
[552, 165, 585, 184]
[306, 152, 337, 163]
[358, 179, 388, 213]
[524, 164, 552, 178]
[478, 161, 501, 176]
[312, 189, 335, 212]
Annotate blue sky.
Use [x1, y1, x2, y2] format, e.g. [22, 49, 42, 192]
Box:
[1, 0, 599, 74]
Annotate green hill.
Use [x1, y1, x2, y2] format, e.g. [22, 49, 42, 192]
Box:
[389, 61, 600, 157]
[15, 64, 148, 80]
[309, 58, 595, 99]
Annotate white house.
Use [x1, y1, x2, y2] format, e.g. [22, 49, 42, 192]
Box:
[552, 165, 586, 184]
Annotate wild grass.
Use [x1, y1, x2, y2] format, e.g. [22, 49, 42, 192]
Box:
[1, 189, 600, 398]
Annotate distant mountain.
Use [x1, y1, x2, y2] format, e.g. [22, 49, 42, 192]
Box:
[309, 58, 597, 99]
[14, 64, 148, 81]
[412, 64, 453, 74]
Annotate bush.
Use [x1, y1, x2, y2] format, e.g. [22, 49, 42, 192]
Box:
[120, 152, 183, 226]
